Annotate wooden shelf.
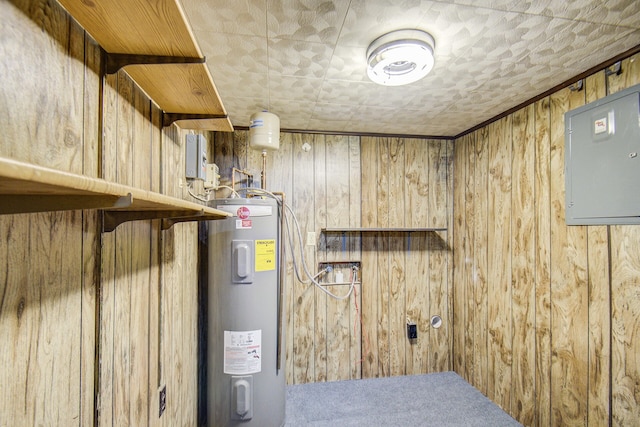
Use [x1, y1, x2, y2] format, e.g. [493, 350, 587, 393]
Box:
[56, 0, 233, 131]
[0, 157, 231, 232]
[322, 227, 447, 233]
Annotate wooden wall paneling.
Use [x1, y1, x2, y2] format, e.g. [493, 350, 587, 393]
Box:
[376, 138, 391, 377]
[212, 132, 236, 189]
[461, 133, 475, 382]
[404, 138, 430, 375]
[444, 139, 455, 372]
[452, 130, 467, 376]
[186, 223, 200, 425]
[80, 31, 101, 427]
[0, 5, 87, 423]
[113, 70, 135, 427]
[0, 216, 30, 421]
[291, 133, 317, 384]
[148, 106, 163, 427]
[473, 127, 489, 394]
[267, 132, 294, 386]
[0, 0, 84, 167]
[428, 139, 451, 373]
[129, 88, 153, 426]
[607, 53, 640, 426]
[387, 138, 406, 377]
[510, 104, 536, 425]
[549, 85, 589, 426]
[29, 211, 83, 423]
[158, 124, 175, 426]
[583, 71, 612, 426]
[360, 136, 380, 378]
[487, 116, 513, 412]
[325, 135, 353, 382]
[533, 95, 552, 427]
[348, 136, 362, 380]
[98, 64, 119, 427]
[313, 135, 328, 382]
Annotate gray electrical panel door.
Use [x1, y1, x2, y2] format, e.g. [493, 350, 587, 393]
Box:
[565, 82, 640, 225]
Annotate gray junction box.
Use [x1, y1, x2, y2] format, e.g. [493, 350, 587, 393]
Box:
[565, 82, 640, 225]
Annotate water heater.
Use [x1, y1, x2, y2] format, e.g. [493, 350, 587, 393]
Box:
[207, 198, 285, 427]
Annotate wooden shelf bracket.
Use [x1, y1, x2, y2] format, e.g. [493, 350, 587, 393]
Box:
[103, 209, 207, 232]
[104, 52, 206, 75]
[162, 113, 229, 128]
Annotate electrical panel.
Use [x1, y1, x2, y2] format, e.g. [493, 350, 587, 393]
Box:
[185, 134, 207, 180]
[565, 82, 640, 225]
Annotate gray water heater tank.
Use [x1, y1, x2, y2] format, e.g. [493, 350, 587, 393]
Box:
[207, 198, 285, 427]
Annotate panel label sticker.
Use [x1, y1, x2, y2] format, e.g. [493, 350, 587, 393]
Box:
[255, 239, 276, 271]
[223, 330, 262, 375]
[236, 219, 252, 229]
[594, 117, 607, 135]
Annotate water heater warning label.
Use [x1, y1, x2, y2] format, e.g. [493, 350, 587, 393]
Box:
[255, 239, 276, 271]
[223, 330, 262, 375]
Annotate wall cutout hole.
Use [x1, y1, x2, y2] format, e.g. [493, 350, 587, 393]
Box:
[430, 315, 442, 329]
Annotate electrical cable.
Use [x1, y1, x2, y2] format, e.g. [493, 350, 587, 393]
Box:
[238, 187, 354, 300]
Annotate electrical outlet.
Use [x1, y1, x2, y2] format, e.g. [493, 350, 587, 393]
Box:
[159, 385, 167, 417]
[204, 163, 220, 189]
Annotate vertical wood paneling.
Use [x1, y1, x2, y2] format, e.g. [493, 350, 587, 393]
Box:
[314, 135, 328, 383]
[608, 55, 640, 426]
[130, 88, 152, 426]
[325, 136, 352, 381]
[388, 138, 406, 376]
[584, 72, 610, 427]
[452, 131, 466, 376]
[428, 139, 451, 373]
[462, 133, 475, 382]
[511, 104, 535, 425]
[473, 127, 489, 394]
[113, 70, 134, 427]
[348, 136, 362, 380]
[487, 116, 513, 412]
[405, 138, 430, 375]
[0, 3, 88, 425]
[80, 32, 101, 427]
[376, 139, 391, 377]
[292, 133, 317, 384]
[550, 86, 589, 427]
[453, 51, 640, 427]
[533, 95, 552, 427]
[360, 136, 380, 378]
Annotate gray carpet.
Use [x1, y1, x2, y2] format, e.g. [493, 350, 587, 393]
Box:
[284, 371, 522, 426]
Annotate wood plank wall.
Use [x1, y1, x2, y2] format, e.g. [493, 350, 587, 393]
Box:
[212, 132, 454, 385]
[453, 53, 640, 426]
[0, 1, 205, 425]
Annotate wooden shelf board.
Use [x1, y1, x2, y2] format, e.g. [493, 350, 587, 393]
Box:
[57, 0, 201, 57]
[322, 227, 447, 233]
[0, 157, 231, 228]
[57, 0, 233, 132]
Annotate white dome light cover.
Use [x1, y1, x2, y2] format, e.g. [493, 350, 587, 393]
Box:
[366, 29, 435, 86]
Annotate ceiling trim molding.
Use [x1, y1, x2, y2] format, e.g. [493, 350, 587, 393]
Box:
[234, 126, 453, 140]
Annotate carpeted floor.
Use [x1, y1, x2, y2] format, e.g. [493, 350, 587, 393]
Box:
[284, 371, 522, 426]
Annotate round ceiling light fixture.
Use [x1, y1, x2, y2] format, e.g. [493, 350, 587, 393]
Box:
[366, 29, 435, 86]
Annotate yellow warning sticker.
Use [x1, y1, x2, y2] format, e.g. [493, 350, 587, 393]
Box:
[255, 239, 276, 271]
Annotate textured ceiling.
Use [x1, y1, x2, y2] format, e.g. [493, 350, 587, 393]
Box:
[180, 0, 640, 137]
